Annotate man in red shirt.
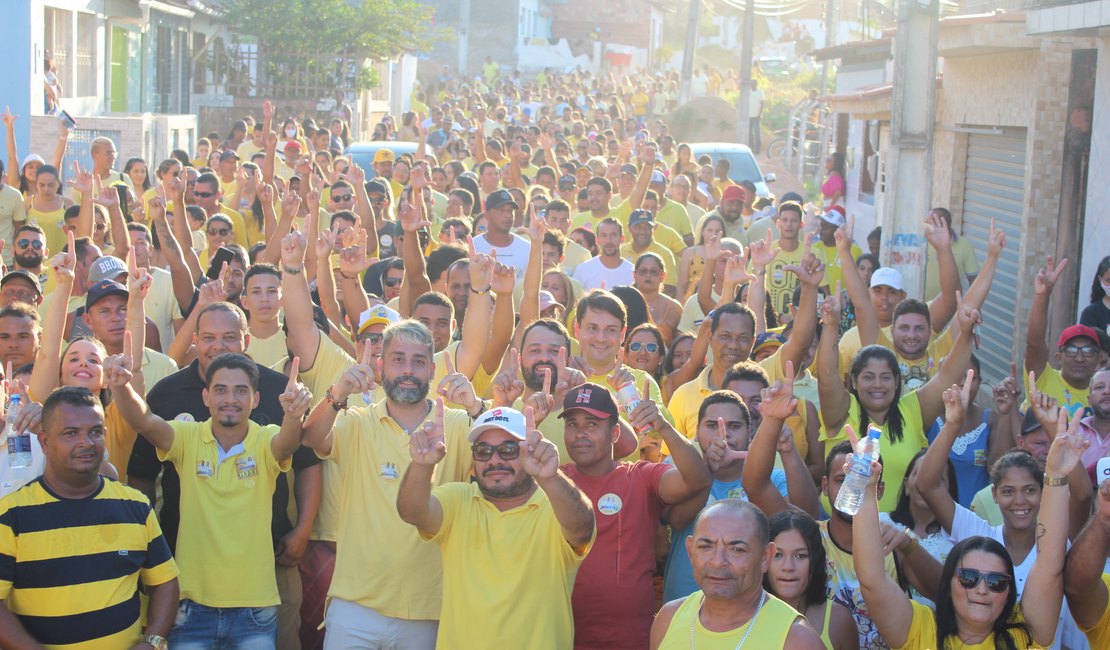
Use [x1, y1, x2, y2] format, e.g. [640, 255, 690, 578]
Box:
[560, 381, 711, 650]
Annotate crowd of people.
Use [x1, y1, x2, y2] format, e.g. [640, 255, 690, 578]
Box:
[0, 65, 1107, 650]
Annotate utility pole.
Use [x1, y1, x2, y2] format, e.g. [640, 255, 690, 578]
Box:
[679, 0, 700, 104]
[820, 0, 837, 93]
[736, 0, 755, 144]
[881, 0, 940, 297]
[458, 0, 471, 76]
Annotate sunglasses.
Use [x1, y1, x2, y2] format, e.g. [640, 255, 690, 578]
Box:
[955, 568, 1012, 593]
[360, 333, 384, 345]
[383, 277, 402, 288]
[1062, 344, 1098, 359]
[629, 341, 659, 353]
[207, 228, 231, 236]
[471, 441, 521, 461]
[331, 193, 353, 202]
[16, 239, 43, 250]
[194, 191, 217, 199]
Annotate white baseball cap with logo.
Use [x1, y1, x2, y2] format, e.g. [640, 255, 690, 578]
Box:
[467, 407, 528, 442]
[869, 267, 905, 292]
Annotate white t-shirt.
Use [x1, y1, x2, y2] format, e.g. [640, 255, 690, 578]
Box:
[571, 256, 634, 291]
[951, 504, 1085, 650]
[472, 234, 532, 282]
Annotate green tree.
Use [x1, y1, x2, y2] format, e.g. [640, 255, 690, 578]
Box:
[221, 0, 440, 93]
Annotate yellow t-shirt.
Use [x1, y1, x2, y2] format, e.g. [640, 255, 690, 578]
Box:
[236, 140, 262, 161]
[158, 419, 291, 607]
[321, 399, 472, 619]
[766, 242, 806, 318]
[1081, 574, 1110, 649]
[899, 599, 1042, 649]
[656, 199, 693, 243]
[245, 328, 288, 370]
[821, 391, 926, 512]
[811, 240, 861, 294]
[821, 519, 899, 649]
[146, 267, 183, 348]
[658, 590, 799, 649]
[669, 351, 784, 438]
[621, 241, 677, 282]
[838, 326, 953, 391]
[1023, 364, 1089, 418]
[428, 482, 590, 649]
[27, 206, 67, 259]
[0, 185, 27, 267]
[562, 239, 592, 276]
[141, 348, 180, 394]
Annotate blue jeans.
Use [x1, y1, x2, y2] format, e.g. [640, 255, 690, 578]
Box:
[170, 599, 277, 649]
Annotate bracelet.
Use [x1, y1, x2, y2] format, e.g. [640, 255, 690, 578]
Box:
[470, 285, 491, 295]
[1044, 475, 1068, 487]
[900, 532, 920, 554]
[469, 399, 491, 419]
[325, 386, 349, 411]
[282, 263, 305, 275]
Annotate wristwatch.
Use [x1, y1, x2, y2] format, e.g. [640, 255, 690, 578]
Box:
[143, 634, 168, 650]
[325, 386, 349, 411]
[1043, 475, 1068, 487]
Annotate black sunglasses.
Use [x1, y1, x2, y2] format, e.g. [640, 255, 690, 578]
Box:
[207, 228, 231, 236]
[383, 277, 402, 288]
[471, 441, 521, 461]
[194, 191, 217, 199]
[955, 568, 1012, 593]
[331, 193, 353, 202]
[16, 239, 43, 250]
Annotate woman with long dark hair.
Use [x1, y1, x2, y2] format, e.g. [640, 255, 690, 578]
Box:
[1080, 254, 1110, 334]
[816, 288, 978, 512]
[890, 448, 957, 606]
[852, 415, 1083, 649]
[822, 152, 846, 208]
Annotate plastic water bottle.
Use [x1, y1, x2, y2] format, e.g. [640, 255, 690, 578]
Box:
[6, 395, 31, 469]
[834, 425, 882, 516]
[614, 381, 651, 434]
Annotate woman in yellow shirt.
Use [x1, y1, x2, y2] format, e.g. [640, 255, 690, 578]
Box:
[851, 422, 1081, 650]
[27, 165, 70, 254]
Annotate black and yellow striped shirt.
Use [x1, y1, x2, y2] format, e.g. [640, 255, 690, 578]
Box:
[0, 477, 178, 649]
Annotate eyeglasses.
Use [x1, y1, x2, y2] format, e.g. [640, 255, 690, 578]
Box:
[383, 277, 402, 288]
[629, 341, 659, 353]
[471, 441, 521, 461]
[94, 222, 107, 231]
[16, 239, 43, 251]
[194, 191, 217, 199]
[331, 193, 353, 202]
[955, 568, 1012, 593]
[207, 228, 231, 236]
[360, 333, 384, 345]
[1062, 345, 1098, 359]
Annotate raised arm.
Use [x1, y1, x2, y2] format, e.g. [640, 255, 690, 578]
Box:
[663, 317, 712, 402]
[1022, 412, 1085, 646]
[1065, 478, 1110, 628]
[313, 231, 342, 326]
[741, 364, 798, 517]
[917, 378, 969, 534]
[260, 190, 302, 266]
[924, 211, 959, 333]
[626, 145, 656, 211]
[697, 233, 722, 315]
[484, 262, 516, 375]
[29, 232, 75, 402]
[1, 109, 18, 188]
[915, 295, 977, 425]
[103, 350, 175, 452]
[852, 459, 914, 648]
[124, 253, 152, 395]
[398, 180, 433, 316]
[518, 210, 546, 329]
[51, 120, 69, 172]
[988, 365, 1021, 469]
[958, 219, 1003, 315]
[302, 344, 377, 458]
[836, 221, 879, 346]
[165, 175, 204, 281]
[272, 357, 312, 462]
[347, 163, 379, 258]
[816, 289, 851, 434]
[453, 239, 495, 380]
[397, 398, 449, 537]
[279, 227, 325, 371]
[523, 407, 595, 552]
[777, 246, 822, 374]
[1025, 256, 1068, 378]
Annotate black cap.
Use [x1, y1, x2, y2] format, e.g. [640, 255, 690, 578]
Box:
[559, 382, 619, 420]
[85, 280, 128, 311]
[558, 174, 576, 188]
[619, 163, 637, 175]
[0, 270, 42, 296]
[1021, 408, 1044, 435]
[219, 150, 240, 162]
[485, 189, 519, 212]
[365, 178, 390, 197]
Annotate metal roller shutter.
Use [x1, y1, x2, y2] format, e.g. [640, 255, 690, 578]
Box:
[960, 129, 1027, 384]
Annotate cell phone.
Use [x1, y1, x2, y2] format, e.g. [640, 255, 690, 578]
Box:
[57, 110, 77, 130]
[206, 246, 236, 281]
[1097, 457, 1110, 485]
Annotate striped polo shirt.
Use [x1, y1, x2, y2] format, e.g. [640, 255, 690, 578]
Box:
[0, 476, 178, 648]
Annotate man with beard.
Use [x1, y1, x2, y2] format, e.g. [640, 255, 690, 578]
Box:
[1078, 367, 1110, 485]
[650, 499, 824, 649]
[110, 351, 311, 647]
[572, 218, 633, 290]
[397, 405, 595, 650]
[703, 185, 750, 245]
[301, 320, 485, 649]
[560, 382, 711, 650]
[10, 225, 48, 294]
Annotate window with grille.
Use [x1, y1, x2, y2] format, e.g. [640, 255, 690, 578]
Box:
[44, 7, 73, 98]
[76, 12, 97, 97]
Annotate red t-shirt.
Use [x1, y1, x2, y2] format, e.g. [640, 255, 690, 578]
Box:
[562, 460, 670, 650]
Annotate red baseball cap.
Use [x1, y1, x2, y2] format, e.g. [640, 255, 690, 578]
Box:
[721, 185, 746, 203]
[1058, 324, 1101, 350]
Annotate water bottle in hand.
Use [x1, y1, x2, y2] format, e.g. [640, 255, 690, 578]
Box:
[614, 381, 651, 435]
[6, 395, 31, 470]
[834, 425, 882, 516]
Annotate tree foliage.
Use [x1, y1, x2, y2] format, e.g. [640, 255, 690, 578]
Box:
[220, 0, 440, 92]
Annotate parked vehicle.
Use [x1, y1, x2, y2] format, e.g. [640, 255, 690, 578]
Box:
[688, 143, 777, 198]
[344, 141, 435, 180]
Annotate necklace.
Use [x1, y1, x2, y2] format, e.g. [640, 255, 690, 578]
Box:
[690, 589, 768, 650]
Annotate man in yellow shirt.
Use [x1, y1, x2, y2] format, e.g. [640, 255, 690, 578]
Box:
[397, 405, 595, 650]
[621, 209, 677, 295]
[765, 202, 806, 319]
[810, 205, 860, 293]
[109, 351, 312, 647]
[192, 172, 250, 249]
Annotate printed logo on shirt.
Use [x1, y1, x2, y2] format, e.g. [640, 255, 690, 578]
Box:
[236, 456, 258, 480]
[380, 462, 400, 480]
[196, 460, 213, 478]
[597, 493, 622, 515]
[175, 413, 195, 422]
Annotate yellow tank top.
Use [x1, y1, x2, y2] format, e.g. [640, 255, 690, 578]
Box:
[28, 206, 67, 256]
[658, 590, 800, 649]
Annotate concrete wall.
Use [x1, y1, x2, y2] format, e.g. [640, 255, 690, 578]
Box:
[1080, 33, 1110, 322]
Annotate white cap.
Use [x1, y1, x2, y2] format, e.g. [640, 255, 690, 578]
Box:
[467, 407, 528, 443]
[539, 290, 558, 311]
[870, 267, 905, 291]
[357, 304, 401, 335]
[20, 154, 44, 169]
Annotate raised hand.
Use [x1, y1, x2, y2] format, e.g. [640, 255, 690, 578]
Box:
[264, 130, 278, 151]
[527, 211, 548, 242]
[986, 218, 1006, 259]
[279, 357, 313, 418]
[525, 367, 556, 424]
[262, 100, 275, 121]
[760, 361, 797, 420]
[337, 232, 378, 277]
[281, 227, 308, 269]
[492, 348, 525, 406]
[411, 163, 430, 190]
[724, 253, 755, 285]
[398, 200, 431, 233]
[6, 380, 42, 434]
[553, 345, 585, 401]
[954, 291, 981, 336]
[335, 343, 379, 400]
[468, 237, 494, 291]
[93, 177, 120, 208]
[627, 380, 666, 434]
[197, 269, 229, 309]
[1045, 407, 1090, 478]
[834, 221, 853, 253]
[1028, 371, 1062, 435]
[749, 228, 776, 268]
[923, 211, 952, 249]
[786, 251, 825, 288]
[281, 189, 303, 219]
[992, 363, 1021, 416]
[704, 232, 722, 261]
[126, 249, 153, 298]
[409, 398, 447, 466]
[68, 161, 93, 195]
[819, 285, 841, 327]
[942, 369, 973, 425]
[522, 407, 559, 480]
[50, 230, 77, 283]
[1034, 255, 1069, 295]
[1, 107, 15, 128]
[704, 416, 747, 473]
[315, 229, 336, 258]
[103, 332, 135, 388]
[490, 261, 516, 296]
[437, 354, 480, 413]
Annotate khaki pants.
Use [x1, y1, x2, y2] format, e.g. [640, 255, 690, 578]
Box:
[276, 564, 302, 650]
